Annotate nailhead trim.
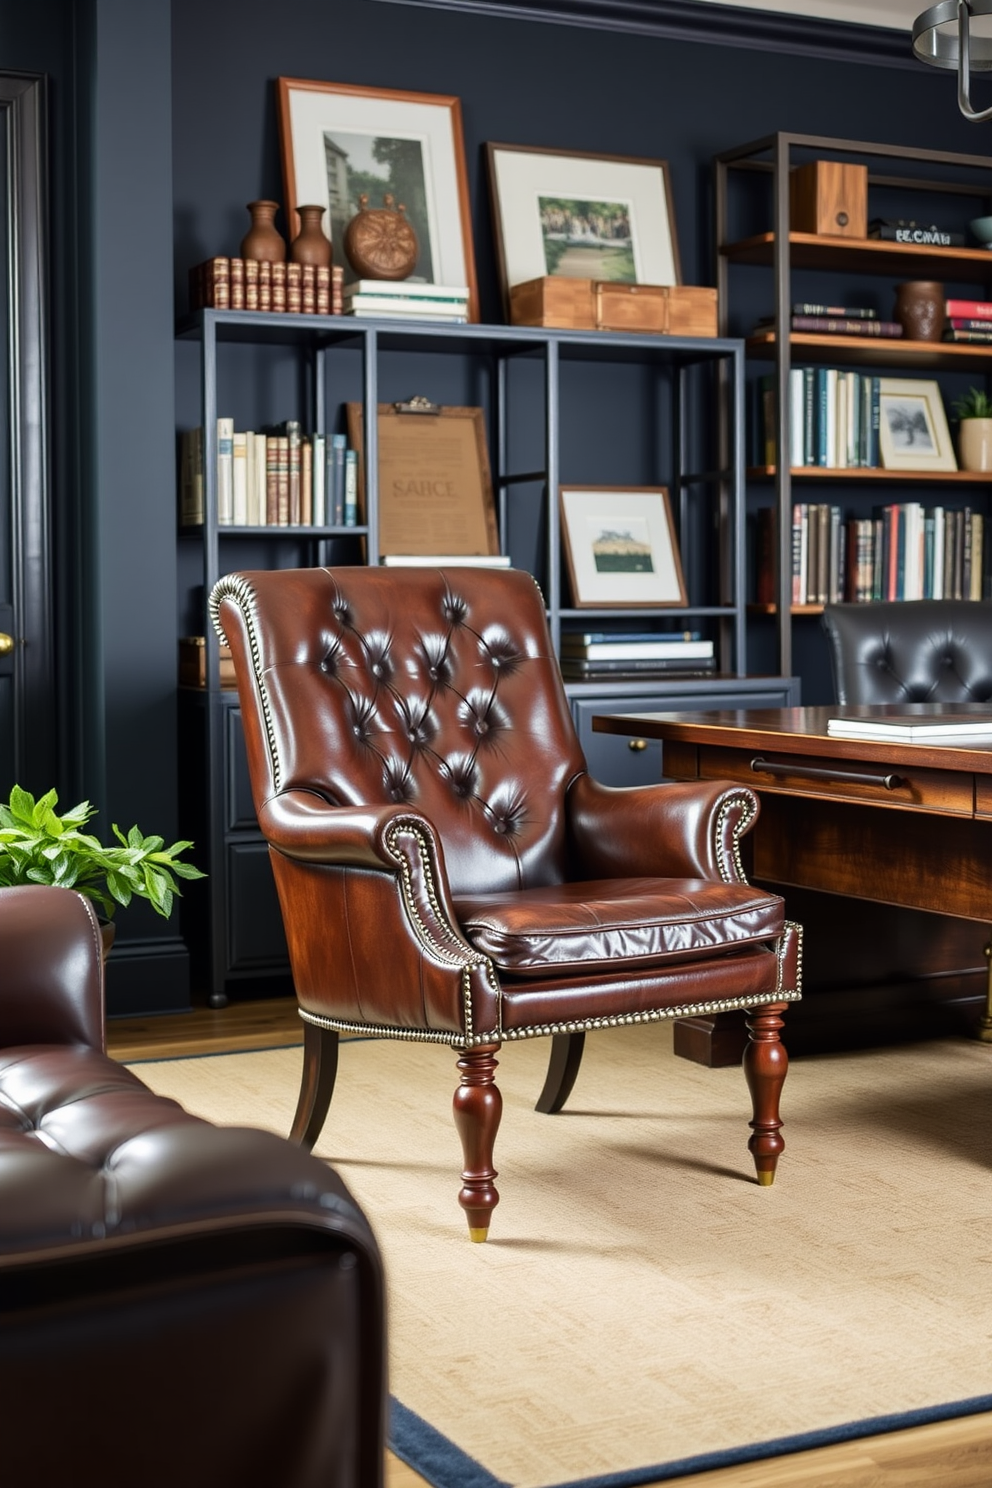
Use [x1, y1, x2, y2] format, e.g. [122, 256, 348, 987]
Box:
[715, 792, 756, 883]
[209, 574, 282, 790]
[778, 918, 803, 998]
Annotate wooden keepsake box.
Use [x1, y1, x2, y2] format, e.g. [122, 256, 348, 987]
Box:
[509, 277, 718, 337]
[789, 160, 868, 239]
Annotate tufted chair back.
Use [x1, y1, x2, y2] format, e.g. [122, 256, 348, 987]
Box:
[211, 565, 588, 897]
[822, 600, 992, 705]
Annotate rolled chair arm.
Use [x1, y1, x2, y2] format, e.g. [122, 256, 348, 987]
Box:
[0, 885, 106, 1051]
[566, 774, 760, 885]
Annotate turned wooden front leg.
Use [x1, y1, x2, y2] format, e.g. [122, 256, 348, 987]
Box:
[453, 1044, 502, 1242]
[743, 1002, 789, 1186]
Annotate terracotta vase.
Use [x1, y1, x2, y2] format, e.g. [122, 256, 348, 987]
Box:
[344, 193, 419, 280]
[959, 417, 992, 471]
[893, 281, 946, 343]
[241, 200, 286, 263]
[290, 204, 332, 268]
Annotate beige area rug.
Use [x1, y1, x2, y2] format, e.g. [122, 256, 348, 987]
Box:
[134, 1025, 992, 1487]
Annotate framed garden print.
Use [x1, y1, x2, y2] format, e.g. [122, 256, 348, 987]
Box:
[277, 77, 479, 320]
[486, 143, 681, 318]
[878, 378, 957, 471]
[559, 487, 687, 608]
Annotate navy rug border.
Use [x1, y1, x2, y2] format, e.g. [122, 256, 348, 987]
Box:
[389, 1392, 992, 1488]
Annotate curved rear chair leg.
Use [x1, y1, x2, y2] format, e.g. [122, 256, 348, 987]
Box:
[453, 1044, 502, 1242]
[290, 1022, 340, 1150]
[535, 1031, 586, 1114]
[743, 1003, 788, 1185]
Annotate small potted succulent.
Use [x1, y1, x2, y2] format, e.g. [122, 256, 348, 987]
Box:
[0, 785, 205, 954]
[951, 386, 992, 472]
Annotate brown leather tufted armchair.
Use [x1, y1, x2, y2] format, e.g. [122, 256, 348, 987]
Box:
[212, 566, 802, 1240]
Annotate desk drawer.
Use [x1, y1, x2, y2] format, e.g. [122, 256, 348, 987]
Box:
[695, 745, 974, 815]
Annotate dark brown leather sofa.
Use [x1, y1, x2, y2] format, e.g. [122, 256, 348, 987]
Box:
[0, 884, 386, 1488]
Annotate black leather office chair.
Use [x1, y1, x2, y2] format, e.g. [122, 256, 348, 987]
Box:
[821, 600, 992, 705]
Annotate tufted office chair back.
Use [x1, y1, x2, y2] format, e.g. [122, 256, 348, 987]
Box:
[822, 600, 992, 704]
[212, 565, 588, 897]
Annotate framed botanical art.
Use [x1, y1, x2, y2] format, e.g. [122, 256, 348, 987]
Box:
[559, 486, 687, 608]
[878, 378, 957, 471]
[276, 77, 479, 320]
[486, 143, 681, 318]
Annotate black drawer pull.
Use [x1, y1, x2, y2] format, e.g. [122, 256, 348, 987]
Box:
[750, 756, 905, 791]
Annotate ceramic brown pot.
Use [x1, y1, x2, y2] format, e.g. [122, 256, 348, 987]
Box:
[290, 204, 332, 267]
[344, 194, 419, 280]
[241, 200, 286, 263]
[959, 416, 992, 471]
[893, 281, 946, 343]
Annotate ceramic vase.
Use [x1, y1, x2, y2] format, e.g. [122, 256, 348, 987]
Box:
[893, 281, 946, 343]
[290, 205, 332, 268]
[959, 417, 992, 471]
[241, 200, 286, 263]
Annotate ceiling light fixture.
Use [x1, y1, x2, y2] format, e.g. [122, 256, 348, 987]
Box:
[913, 0, 992, 121]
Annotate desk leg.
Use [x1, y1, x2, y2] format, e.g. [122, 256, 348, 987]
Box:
[980, 940, 992, 1043]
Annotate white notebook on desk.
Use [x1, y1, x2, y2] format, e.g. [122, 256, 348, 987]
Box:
[827, 712, 992, 742]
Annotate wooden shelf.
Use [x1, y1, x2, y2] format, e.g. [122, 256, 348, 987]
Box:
[748, 603, 825, 615]
[721, 231, 992, 282]
[746, 330, 992, 370]
[748, 466, 992, 483]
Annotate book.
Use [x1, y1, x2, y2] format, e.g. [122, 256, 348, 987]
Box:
[229, 257, 245, 311]
[179, 427, 204, 525]
[943, 328, 992, 343]
[559, 657, 716, 676]
[945, 298, 992, 319]
[331, 265, 344, 316]
[301, 437, 312, 525]
[286, 262, 302, 316]
[286, 420, 302, 524]
[344, 300, 468, 321]
[311, 432, 326, 526]
[265, 434, 279, 524]
[868, 220, 964, 246]
[947, 317, 992, 331]
[252, 433, 267, 525]
[216, 417, 234, 525]
[559, 638, 714, 661]
[232, 431, 248, 525]
[827, 711, 992, 741]
[343, 281, 470, 301]
[792, 303, 877, 319]
[789, 316, 902, 337]
[329, 434, 346, 524]
[380, 553, 511, 567]
[561, 630, 701, 645]
[344, 448, 358, 526]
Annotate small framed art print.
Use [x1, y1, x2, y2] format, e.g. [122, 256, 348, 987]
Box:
[559, 486, 687, 607]
[878, 378, 957, 472]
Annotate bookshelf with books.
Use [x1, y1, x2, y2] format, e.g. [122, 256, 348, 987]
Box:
[176, 307, 797, 1005]
[716, 131, 992, 683]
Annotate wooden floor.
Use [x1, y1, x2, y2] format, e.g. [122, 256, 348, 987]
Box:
[110, 1000, 992, 1488]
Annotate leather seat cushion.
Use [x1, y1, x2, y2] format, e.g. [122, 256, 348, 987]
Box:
[454, 877, 784, 977]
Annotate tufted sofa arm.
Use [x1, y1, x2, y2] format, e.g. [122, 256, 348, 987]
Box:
[566, 775, 759, 885]
[0, 885, 106, 1052]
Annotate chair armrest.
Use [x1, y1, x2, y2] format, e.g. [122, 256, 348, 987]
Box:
[0, 886, 106, 1052]
[259, 789, 479, 970]
[566, 774, 760, 885]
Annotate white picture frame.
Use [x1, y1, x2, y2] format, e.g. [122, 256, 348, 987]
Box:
[277, 77, 479, 320]
[487, 143, 681, 319]
[878, 378, 957, 472]
[559, 486, 687, 608]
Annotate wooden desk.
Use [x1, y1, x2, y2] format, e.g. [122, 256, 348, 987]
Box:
[594, 706, 992, 1064]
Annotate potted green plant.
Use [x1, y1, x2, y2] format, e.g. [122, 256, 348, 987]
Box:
[951, 387, 992, 472]
[0, 785, 205, 953]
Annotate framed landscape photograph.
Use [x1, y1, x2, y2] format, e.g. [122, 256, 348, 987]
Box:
[878, 378, 957, 471]
[277, 77, 479, 320]
[487, 143, 681, 318]
[559, 486, 687, 607]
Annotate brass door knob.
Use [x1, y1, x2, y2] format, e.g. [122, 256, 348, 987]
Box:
[0, 633, 14, 656]
[628, 737, 648, 753]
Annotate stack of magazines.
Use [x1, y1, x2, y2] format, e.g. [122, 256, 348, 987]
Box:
[559, 630, 715, 681]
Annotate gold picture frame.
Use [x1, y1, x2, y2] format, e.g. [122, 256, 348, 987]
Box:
[878, 378, 957, 472]
[560, 486, 687, 608]
[277, 77, 479, 320]
[345, 402, 499, 558]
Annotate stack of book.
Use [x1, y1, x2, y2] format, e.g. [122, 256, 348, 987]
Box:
[558, 631, 716, 681]
[190, 258, 345, 316]
[343, 281, 470, 322]
[754, 303, 901, 340]
[756, 367, 880, 469]
[180, 420, 359, 528]
[943, 297, 992, 344]
[754, 502, 989, 606]
[868, 219, 964, 247]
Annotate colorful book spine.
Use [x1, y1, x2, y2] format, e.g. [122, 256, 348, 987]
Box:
[330, 434, 347, 524]
[790, 316, 901, 336]
[792, 303, 877, 319]
[945, 298, 992, 319]
[344, 449, 358, 526]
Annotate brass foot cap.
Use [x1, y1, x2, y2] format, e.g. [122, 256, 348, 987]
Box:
[756, 1170, 775, 1186]
[468, 1227, 489, 1243]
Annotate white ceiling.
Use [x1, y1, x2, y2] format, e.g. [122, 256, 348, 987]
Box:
[689, 0, 925, 31]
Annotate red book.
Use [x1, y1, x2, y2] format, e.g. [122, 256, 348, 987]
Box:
[945, 298, 992, 319]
